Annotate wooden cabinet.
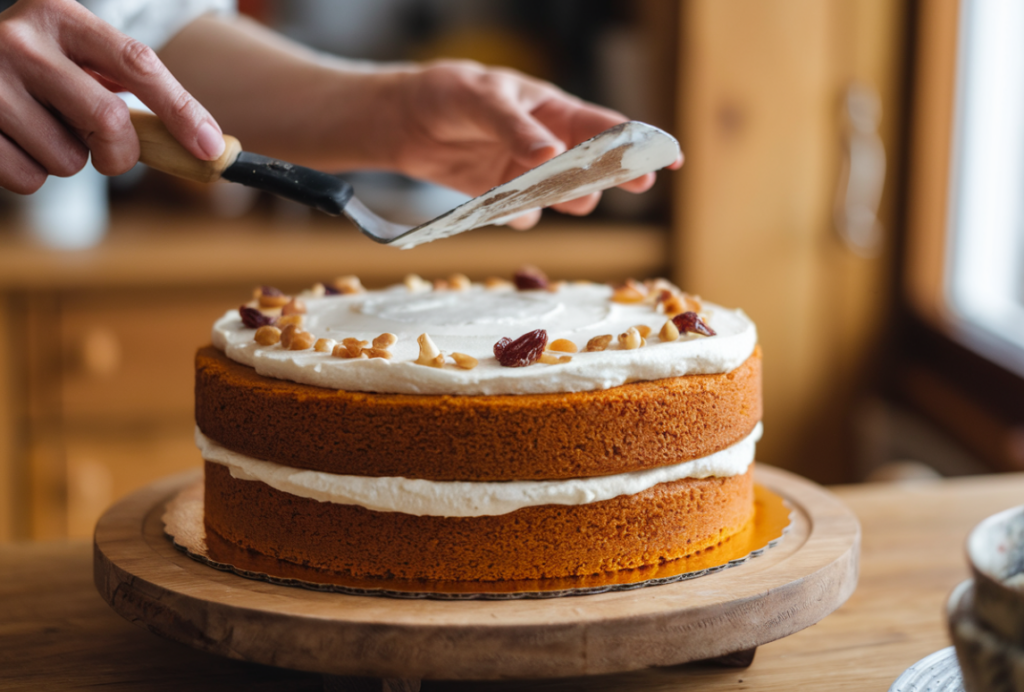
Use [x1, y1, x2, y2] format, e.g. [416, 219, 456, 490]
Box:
[675, 0, 907, 483]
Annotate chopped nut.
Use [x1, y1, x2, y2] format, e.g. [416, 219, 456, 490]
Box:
[683, 294, 704, 313]
[416, 333, 444, 367]
[404, 274, 431, 293]
[288, 330, 315, 351]
[254, 325, 281, 346]
[332, 275, 364, 294]
[546, 280, 566, 293]
[484, 276, 513, 290]
[361, 348, 392, 359]
[282, 298, 307, 316]
[672, 311, 716, 337]
[548, 338, 578, 353]
[448, 273, 471, 291]
[332, 343, 366, 359]
[309, 282, 327, 298]
[314, 338, 336, 353]
[279, 324, 299, 349]
[342, 337, 369, 349]
[611, 283, 646, 304]
[644, 278, 679, 294]
[239, 305, 275, 329]
[433, 279, 450, 291]
[584, 334, 613, 352]
[513, 265, 549, 290]
[634, 325, 652, 338]
[277, 314, 304, 328]
[494, 329, 548, 367]
[659, 320, 681, 342]
[452, 352, 479, 370]
[258, 286, 290, 309]
[372, 333, 397, 349]
[539, 353, 572, 365]
[661, 295, 685, 316]
[618, 327, 643, 350]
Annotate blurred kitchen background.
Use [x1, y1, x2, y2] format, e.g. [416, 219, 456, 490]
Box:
[0, 0, 1021, 542]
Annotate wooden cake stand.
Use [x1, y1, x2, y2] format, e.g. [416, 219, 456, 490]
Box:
[94, 465, 859, 691]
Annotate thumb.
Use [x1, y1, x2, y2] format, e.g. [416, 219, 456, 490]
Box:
[481, 97, 565, 169]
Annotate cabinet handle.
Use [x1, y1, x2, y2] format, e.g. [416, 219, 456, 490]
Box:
[834, 83, 887, 257]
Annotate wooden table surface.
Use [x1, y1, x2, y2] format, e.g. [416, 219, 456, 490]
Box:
[2, 473, 1018, 691]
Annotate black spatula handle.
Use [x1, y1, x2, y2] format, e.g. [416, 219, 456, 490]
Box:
[221, 152, 354, 216]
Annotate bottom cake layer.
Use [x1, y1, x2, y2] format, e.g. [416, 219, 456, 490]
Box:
[204, 461, 756, 582]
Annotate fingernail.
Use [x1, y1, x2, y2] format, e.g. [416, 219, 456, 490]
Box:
[197, 122, 225, 159]
[529, 140, 562, 157]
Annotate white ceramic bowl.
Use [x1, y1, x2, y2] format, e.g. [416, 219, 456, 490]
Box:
[948, 580, 1024, 692]
[967, 506, 1024, 645]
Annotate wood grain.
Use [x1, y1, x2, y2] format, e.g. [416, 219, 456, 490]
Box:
[5, 472, 1022, 689]
[0, 209, 668, 293]
[903, 0, 960, 325]
[130, 110, 242, 184]
[673, 0, 906, 482]
[92, 465, 858, 681]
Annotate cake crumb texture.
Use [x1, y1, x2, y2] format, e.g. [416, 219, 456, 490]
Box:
[195, 346, 762, 481]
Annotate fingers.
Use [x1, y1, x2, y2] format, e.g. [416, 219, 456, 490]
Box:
[0, 131, 47, 194]
[530, 97, 679, 193]
[0, 83, 90, 176]
[60, 6, 224, 161]
[445, 66, 566, 169]
[506, 209, 543, 231]
[550, 191, 602, 216]
[617, 172, 656, 194]
[21, 51, 142, 175]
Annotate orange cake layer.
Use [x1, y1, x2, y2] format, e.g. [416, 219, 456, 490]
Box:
[195, 345, 762, 482]
[204, 460, 756, 582]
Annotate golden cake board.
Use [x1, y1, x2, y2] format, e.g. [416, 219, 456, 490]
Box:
[93, 464, 859, 686]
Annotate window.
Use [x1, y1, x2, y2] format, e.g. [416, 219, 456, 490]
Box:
[946, 0, 1024, 377]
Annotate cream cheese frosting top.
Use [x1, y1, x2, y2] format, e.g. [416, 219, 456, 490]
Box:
[211, 282, 757, 396]
[197, 423, 761, 517]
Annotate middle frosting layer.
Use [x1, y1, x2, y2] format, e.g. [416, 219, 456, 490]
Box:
[197, 423, 762, 517]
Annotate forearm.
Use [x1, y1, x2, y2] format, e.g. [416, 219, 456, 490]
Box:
[158, 14, 407, 171]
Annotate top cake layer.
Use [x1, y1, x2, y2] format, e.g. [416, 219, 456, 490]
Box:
[212, 281, 758, 396]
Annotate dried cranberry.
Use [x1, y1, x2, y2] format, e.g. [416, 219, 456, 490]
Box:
[672, 311, 716, 337]
[513, 266, 549, 290]
[493, 337, 512, 359]
[239, 305, 276, 329]
[494, 330, 548, 367]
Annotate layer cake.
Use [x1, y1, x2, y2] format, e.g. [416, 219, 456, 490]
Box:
[196, 275, 762, 584]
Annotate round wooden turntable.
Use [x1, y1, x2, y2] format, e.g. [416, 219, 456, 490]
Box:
[94, 464, 859, 688]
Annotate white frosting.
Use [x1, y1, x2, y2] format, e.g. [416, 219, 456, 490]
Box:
[197, 423, 762, 518]
[212, 283, 758, 396]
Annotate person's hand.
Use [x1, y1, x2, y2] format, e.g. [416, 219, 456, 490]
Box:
[0, 0, 224, 194]
[387, 60, 684, 229]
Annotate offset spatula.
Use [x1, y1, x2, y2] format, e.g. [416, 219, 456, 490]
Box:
[129, 109, 680, 249]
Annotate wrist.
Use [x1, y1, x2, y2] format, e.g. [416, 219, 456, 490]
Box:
[314, 64, 411, 173]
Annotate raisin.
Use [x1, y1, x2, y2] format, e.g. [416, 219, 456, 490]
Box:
[513, 266, 549, 290]
[493, 337, 512, 359]
[672, 311, 716, 337]
[495, 330, 548, 367]
[260, 285, 284, 297]
[239, 305, 275, 329]
[322, 282, 341, 296]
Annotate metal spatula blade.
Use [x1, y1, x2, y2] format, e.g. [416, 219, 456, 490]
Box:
[131, 111, 680, 249]
[361, 121, 680, 249]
